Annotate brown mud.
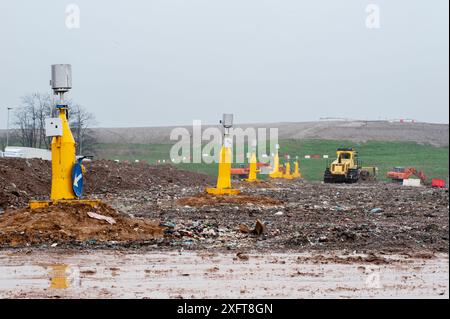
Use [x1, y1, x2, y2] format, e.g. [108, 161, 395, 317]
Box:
[0, 158, 448, 254]
[0, 202, 163, 247]
[0, 158, 213, 209]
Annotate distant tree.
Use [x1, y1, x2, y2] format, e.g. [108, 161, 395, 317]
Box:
[14, 93, 53, 148]
[13, 93, 97, 154]
[69, 104, 98, 155]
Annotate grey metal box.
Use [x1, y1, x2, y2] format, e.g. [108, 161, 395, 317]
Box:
[51, 64, 72, 92]
[222, 114, 233, 128]
[45, 118, 63, 137]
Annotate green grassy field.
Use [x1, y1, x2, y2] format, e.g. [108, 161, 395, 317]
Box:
[95, 139, 449, 181]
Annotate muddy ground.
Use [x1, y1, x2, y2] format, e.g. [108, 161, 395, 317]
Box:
[0, 202, 163, 246]
[0, 158, 213, 209]
[0, 250, 448, 298]
[0, 158, 448, 254]
[104, 180, 449, 253]
[0, 158, 448, 298]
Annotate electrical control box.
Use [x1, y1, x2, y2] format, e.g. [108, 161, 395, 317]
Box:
[45, 118, 63, 137]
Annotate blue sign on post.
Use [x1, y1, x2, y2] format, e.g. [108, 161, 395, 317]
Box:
[72, 162, 84, 197]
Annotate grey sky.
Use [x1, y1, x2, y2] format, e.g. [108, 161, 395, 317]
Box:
[0, 0, 448, 128]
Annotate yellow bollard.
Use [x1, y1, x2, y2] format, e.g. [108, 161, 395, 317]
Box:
[29, 64, 102, 209]
[216, 145, 232, 189]
[206, 114, 240, 195]
[292, 160, 302, 178]
[51, 107, 76, 201]
[246, 152, 258, 182]
[283, 162, 294, 179]
[206, 144, 240, 195]
[29, 107, 101, 209]
[269, 152, 283, 179]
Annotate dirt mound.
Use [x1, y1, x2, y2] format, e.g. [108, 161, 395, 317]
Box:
[177, 193, 282, 207]
[0, 202, 164, 247]
[83, 160, 213, 193]
[0, 158, 213, 209]
[0, 158, 51, 209]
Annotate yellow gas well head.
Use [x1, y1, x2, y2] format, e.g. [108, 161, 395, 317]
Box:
[269, 150, 283, 179]
[283, 162, 293, 179]
[205, 118, 240, 195]
[246, 152, 258, 182]
[292, 161, 302, 178]
[50, 108, 77, 201]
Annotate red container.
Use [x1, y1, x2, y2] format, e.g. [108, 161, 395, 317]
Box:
[431, 178, 446, 188]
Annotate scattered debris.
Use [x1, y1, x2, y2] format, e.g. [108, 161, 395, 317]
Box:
[239, 224, 251, 234]
[0, 158, 448, 253]
[253, 219, 266, 236]
[87, 211, 116, 225]
[236, 252, 249, 260]
[238, 220, 266, 236]
[177, 193, 282, 207]
[296, 253, 390, 265]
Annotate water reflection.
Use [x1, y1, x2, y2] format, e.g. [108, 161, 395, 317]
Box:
[50, 264, 70, 289]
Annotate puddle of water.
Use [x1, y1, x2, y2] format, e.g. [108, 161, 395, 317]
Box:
[0, 251, 447, 298]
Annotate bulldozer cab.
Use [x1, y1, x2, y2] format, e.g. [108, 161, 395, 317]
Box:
[337, 151, 352, 163]
[324, 148, 361, 183]
[332, 149, 357, 174]
[337, 149, 354, 159]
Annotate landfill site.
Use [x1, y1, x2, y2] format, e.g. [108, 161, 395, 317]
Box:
[1, 1, 449, 303]
[0, 150, 448, 298]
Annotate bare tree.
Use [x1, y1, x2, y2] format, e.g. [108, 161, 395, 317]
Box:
[69, 104, 98, 155]
[12, 93, 97, 154]
[14, 93, 53, 148]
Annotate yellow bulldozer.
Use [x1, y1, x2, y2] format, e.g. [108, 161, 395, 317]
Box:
[323, 148, 361, 183]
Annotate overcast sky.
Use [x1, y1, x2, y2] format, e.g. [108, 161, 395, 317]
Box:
[0, 0, 448, 128]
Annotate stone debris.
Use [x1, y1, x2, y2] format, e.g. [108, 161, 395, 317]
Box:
[87, 211, 116, 225]
[0, 158, 448, 253]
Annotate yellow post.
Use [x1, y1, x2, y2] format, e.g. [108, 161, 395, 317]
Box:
[29, 108, 101, 209]
[292, 160, 302, 178]
[283, 162, 293, 179]
[29, 64, 102, 210]
[246, 152, 258, 182]
[269, 152, 283, 178]
[206, 144, 240, 195]
[51, 108, 76, 200]
[216, 145, 232, 189]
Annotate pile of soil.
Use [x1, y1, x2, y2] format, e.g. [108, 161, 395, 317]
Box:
[177, 192, 283, 207]
[0, 158, 50, 209]
[83, 160, 214, 193]
[0, 202, 164, 247]
[0, 158, 214, 209]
